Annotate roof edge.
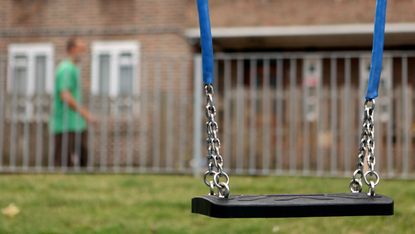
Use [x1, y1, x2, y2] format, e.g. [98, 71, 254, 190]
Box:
[185, 23, 415, 38]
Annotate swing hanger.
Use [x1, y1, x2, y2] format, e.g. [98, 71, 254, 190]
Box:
[192, 0, 393, 218]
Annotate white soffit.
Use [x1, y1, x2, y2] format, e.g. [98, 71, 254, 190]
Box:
[185, 23, 415, 39]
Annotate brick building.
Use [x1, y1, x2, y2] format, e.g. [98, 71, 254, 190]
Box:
[0, 0, 415, 174]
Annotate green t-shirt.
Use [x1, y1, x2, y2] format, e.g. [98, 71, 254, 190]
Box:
[49, 60, 86, 134]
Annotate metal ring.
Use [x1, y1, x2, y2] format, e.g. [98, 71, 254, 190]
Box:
[363, 171, 380, 186]
[203, 171, 216, 187]
[349, 179, 362, 193]
[213, 172, 229, 188]
[217, 182, 230, 198]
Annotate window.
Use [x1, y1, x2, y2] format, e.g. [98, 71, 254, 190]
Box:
[7, 44, 54, 120]
[302, 56, 322, 122]
[91, 41, 140, 115]
[118, 53, 135, 97]
[359, 54, 392, 122]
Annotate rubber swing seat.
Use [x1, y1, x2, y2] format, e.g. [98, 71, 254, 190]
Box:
[192, 193, 394, 218]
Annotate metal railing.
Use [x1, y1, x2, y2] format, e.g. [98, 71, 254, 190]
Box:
[0, 51, 415, 179]
[193, 51, 415, 179]
[0, 56, 194, 173]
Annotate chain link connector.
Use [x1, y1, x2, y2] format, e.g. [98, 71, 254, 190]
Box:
[202, 84, 230, 198]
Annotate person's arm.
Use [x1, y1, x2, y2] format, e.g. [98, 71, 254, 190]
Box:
[60, 90, 96, 123]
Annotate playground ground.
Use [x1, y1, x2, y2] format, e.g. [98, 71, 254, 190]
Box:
[0, 174, 413, 234]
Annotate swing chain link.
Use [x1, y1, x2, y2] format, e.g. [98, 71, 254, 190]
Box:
[350, 100, 379, 196]
[203, 84, 230, 198]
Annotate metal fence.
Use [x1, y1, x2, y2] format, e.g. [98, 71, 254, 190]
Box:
[0, 55, 194, 173]
[1, 51, 415, 178]
[194, 51, 415, 179]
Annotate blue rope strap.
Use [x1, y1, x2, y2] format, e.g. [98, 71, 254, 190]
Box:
[366, 0, 388, 100]
[196, 0, 214, 85]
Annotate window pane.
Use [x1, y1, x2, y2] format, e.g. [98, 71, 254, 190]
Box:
[34, 55, 47, 95]
[98, 54, 111, 96]
[12, 55, 28, 96]
[118, 53, 134, 96]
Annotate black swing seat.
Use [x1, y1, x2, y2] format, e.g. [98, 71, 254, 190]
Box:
[192, 193, 393, 218]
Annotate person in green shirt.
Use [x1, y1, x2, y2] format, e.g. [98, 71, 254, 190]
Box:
[50, 37, 96, 168]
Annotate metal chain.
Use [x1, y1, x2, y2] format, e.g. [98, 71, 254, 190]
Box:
[203, 84, 230, 198]
[350, 100, 380, 196]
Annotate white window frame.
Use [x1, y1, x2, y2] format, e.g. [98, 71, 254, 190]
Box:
[7, 43, 54, 95]
[91, 41, 140, 98]
[7, 43, 54, 120]
[359, 53, 392, 122]
[303, 55, 322, 122]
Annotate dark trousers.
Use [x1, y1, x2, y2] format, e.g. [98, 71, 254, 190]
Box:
[54, 131, 88, 167]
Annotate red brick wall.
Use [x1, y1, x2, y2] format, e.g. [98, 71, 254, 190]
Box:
[0, 0, 194, 100]
[0, 0, 192, 58]
[2, 0, 186, 29]
[186, 0, 415, 27]
[3, 0, 415, 57]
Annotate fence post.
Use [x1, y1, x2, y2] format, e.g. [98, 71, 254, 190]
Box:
[0, 57, 4, 171]
[193, 55, 203, 177]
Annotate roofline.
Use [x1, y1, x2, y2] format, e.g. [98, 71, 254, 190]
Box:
[185, 23, 415, 39]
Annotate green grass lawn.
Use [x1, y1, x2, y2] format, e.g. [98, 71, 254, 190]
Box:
[0, 174, 413, 234]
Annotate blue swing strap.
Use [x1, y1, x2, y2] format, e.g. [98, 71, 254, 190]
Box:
[366, 0, 388, 100]
[350, 0, 388, 197]
[196, 0, 231, 198]
[196, 0, 214, 85]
